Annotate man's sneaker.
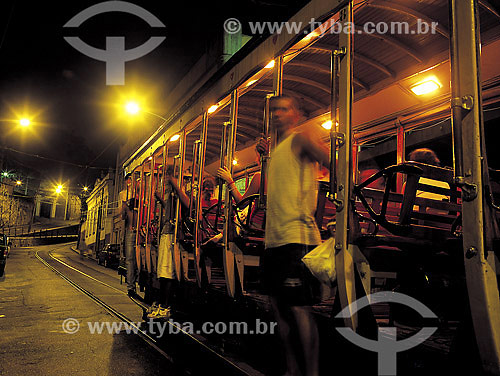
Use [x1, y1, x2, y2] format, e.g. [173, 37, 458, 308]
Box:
[147, 302, 158, 315]
[147, 305, 171, 319]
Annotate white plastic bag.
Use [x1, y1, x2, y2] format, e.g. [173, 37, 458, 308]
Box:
[302, 237, 336, 285]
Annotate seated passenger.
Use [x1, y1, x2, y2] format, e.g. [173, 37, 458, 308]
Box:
[217, 166, 261, 205]
[407, 148, 450, 202]
[217, 151, 266, 233]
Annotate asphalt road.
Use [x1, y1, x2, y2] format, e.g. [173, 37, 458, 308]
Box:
[0, 243, 181, 376]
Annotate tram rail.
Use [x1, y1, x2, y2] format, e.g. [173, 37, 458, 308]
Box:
[34, 246, 263, 376]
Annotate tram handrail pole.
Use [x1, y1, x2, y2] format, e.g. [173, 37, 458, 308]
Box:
[215, 121, 228, 229]
[258, 94, 272, 208]
[329, 49, 343, 201]
[226, 91, 238, 239]
[449, 2, 464, 180]
[189, 140, 200, 220]
[449, 0, 500, 373]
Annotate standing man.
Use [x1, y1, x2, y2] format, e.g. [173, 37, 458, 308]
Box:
[260, 95, 329, 376]
[149, 180, 176, 319]
[122, 175, 137, 297]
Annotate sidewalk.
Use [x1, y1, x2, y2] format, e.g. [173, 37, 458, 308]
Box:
[70, 244, 94, 260]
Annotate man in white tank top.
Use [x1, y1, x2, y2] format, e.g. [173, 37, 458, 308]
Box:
[259, 96, 329, 376]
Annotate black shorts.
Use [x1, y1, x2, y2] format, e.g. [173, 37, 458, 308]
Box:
[262, 243, 318, 306]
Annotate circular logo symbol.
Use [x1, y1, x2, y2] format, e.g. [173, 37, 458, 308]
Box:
[62, 318, 80, 334]
[224, 18, 242, 35]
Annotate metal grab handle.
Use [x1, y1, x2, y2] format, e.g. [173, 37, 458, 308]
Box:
[329, 48, 346, 207]
[189, 140, 201, 220]
[259, 94, 273, 209]
[215, 122, 229, 229]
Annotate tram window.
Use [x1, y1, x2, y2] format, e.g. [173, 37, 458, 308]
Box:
[234, 178, 246, 195]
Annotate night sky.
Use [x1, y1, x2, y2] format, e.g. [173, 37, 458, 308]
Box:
[0, 0, 308, 188]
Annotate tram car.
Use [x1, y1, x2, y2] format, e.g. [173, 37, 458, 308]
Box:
[119, 0, 500, 373]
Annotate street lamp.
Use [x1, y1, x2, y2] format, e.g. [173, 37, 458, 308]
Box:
[55, 185, 63, 194]
[19, 118, 30, 127]
[125, 101, 140, 115]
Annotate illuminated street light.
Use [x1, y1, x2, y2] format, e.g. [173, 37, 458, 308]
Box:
[125, 101, 140, 115]
[55, 185, 63, 194]
[19, 118, 30, 127]
[123, 100, 168, 123]
[16, 180, 22, 185]
[83, 186, 88, 192]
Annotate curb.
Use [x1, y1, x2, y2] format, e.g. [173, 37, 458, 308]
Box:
[70, 246, 96, 261]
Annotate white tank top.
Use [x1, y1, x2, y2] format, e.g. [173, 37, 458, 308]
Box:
[265, 133, 321, 248]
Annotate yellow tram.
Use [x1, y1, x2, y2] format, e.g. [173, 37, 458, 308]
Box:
[120, 0, 500, 373]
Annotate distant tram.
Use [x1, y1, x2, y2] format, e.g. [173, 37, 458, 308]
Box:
[121, 1, 500, 373]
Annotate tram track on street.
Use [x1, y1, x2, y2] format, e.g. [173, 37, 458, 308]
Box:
[34, 245, 261, 376]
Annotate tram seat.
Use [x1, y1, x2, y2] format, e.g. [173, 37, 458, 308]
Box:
[353, 162, 462, 267]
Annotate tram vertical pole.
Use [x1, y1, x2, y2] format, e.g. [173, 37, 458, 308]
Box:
[173, 130, 186, 282]
[223, 90, 240, 297]
[396, 124, 405, 193]
[135, 164, 145, 272]
[272, 56, 283, 151]
[215, 121, 228, 229]
[189, 140, 200, 219]
[144, 154, 155, 273]
[259, 94, 273, 209]
[449, 1, 500, 372]
[333, 0, 357, 331]
[194, 112, 208, 288]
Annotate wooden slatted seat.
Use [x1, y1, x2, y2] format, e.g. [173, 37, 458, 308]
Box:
[353, 162, 462, 258]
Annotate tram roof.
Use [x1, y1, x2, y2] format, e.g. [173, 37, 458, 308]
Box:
[124, 0, 500, 172]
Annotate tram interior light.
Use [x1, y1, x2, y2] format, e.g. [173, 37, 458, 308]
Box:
[304, 31, 319, 41]
[169, 134, 180, 142]
[232, 159, 238, 165]
[410, 77, 441, 96]
[246, 79, 258, 87]
[265, 60, 275, 69]
[208, 105, 219, 114]
[321, 120, 338, 130]
[322, 121, 332, 130]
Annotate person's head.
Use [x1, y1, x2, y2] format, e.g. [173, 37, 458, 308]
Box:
[202, 176, 216, 200]
[270, 95, 302, 132]
[408, 148, 441, 166]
